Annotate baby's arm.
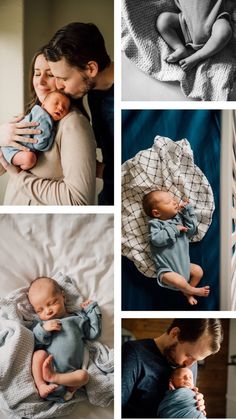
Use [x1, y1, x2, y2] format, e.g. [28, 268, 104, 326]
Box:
[29, 107, 55, 151]
[180, 203, 198, 238]
[149, 219, 181, 248]
[81, 301, 102, 340]
[32, 321, 53, 346]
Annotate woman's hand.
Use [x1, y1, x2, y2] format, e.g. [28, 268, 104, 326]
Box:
[0, 151, 21, 175]
[0, 115, 41, 151]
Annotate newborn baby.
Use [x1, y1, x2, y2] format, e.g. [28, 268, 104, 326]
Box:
[157, 367, 206, 418]
[1, 90, 70, 170]
[143, 190, 210, 305]
[156, 0, 232, 71]
[28, 276, 101, 401]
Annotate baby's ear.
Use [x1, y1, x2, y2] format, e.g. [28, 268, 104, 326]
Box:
[169, 380, 175, 390]
[152, 209, 160, 218]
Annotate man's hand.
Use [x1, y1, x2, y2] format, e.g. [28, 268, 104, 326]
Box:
[43, 319, 62, 332]
[176, 225, 188, 232]
[194, 387, 206, 416]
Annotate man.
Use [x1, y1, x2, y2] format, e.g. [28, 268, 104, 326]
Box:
[44, 22, 114, 205]
[122, 318, 223, 418]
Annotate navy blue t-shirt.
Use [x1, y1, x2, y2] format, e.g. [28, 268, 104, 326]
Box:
[122, 339, 197, 418]
[88, 84, 114, 205]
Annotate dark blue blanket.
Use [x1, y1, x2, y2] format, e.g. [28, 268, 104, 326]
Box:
[157, 388, 206, 418]
[122, 110, 220, 310]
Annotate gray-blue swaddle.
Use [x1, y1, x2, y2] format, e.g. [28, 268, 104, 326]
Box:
[157, 387, 206, 418]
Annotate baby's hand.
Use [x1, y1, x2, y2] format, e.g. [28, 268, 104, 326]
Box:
[43, 319, 62, 332]
[179, 199, 189, 210]
[81, 299, 92, 309]
[176, 225, 188, 232]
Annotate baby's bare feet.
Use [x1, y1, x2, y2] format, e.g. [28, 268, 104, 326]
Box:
[179, 54, 201, 71]
[166, 47, 189, 63]
[42, 355, 57, 383]
[185, 294, 198, 305]
[194, 286, 210, 297]
[38, 383, 58, 398]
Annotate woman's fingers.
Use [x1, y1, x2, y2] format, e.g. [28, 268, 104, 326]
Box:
[10, 114, 24, 123]
[14, 134, 39, 144]
[15, 121, 39, 129]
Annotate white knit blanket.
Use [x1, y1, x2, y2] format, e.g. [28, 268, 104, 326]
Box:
[0, 274, 113, 419]
[122, 137, 215, 277]
[121, 0, 236, 101]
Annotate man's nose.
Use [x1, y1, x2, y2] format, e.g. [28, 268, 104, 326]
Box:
[183, 359, 194, 367]
[55, 78, 64, 90]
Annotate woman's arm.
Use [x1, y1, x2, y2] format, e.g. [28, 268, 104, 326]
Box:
[4, 111, 96, 205]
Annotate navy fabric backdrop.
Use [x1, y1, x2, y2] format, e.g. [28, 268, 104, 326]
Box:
[122, 110, 220, 311]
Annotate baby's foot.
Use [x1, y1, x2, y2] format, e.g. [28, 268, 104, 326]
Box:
[185, 294, 198, 305]
[42, 355, 57, 383]
[179, 54, 201, 71]
[166, 47, 189, 63]
[194, 286, 210, 297]
[38, 383, 58, 398]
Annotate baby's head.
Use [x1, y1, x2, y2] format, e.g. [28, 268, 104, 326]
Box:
[142, 190, 179, 220]
[28, 276, 68, 320]
[42, 90, 70, 121]
[170, 367, 194, 389]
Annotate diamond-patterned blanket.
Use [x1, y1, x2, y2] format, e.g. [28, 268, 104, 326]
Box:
[122, 136, 215, 277]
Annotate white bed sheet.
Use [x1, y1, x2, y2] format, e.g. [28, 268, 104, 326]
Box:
[0, 213, 114, 419]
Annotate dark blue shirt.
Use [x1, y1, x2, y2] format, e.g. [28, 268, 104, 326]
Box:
[88, 84, 114, 205]
[122, 339, 197, 418]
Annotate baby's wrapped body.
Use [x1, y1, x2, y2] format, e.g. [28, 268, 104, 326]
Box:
[33, 302, 101, 374]
[1, 105, 55, 164]
[149, 204, 197, 290]
[175, 0, 230, 50]
[157, 387, 206, 418]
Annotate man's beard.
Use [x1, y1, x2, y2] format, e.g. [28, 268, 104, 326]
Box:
[163, 343, 182, 367]
[80, 74, 96, 95]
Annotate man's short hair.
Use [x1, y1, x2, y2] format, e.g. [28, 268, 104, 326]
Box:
[44, 22, 111, 72]
[167, 319, 223, 353]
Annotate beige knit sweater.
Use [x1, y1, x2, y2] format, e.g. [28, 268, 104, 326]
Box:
[0, 109, 96, 205]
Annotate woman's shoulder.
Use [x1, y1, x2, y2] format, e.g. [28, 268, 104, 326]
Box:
[58, 107, 90, 128]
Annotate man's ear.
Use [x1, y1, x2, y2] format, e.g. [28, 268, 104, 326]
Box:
[87, 61, 99, 77]
[152, 209, 160, 218]
[170, 327, 180, 341]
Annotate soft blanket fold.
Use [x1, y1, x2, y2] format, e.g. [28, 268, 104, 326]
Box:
[0, 273, 113, 418]
[122, 136, 215, 277]
[121, 0, 236, 100]
[157, 388, 206, 418]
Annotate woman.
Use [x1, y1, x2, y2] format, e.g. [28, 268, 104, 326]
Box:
[0, 47, 96, 205]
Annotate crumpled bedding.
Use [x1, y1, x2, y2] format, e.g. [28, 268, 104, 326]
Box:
[121, 0, 236, 101]
[122, 136, 215, 277]
[157, 388, 206, 418]
[0, 273, 113, 419]
[0, 213, 114, 419]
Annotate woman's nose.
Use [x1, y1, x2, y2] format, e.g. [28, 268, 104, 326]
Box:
[38, 74, 47, 85]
